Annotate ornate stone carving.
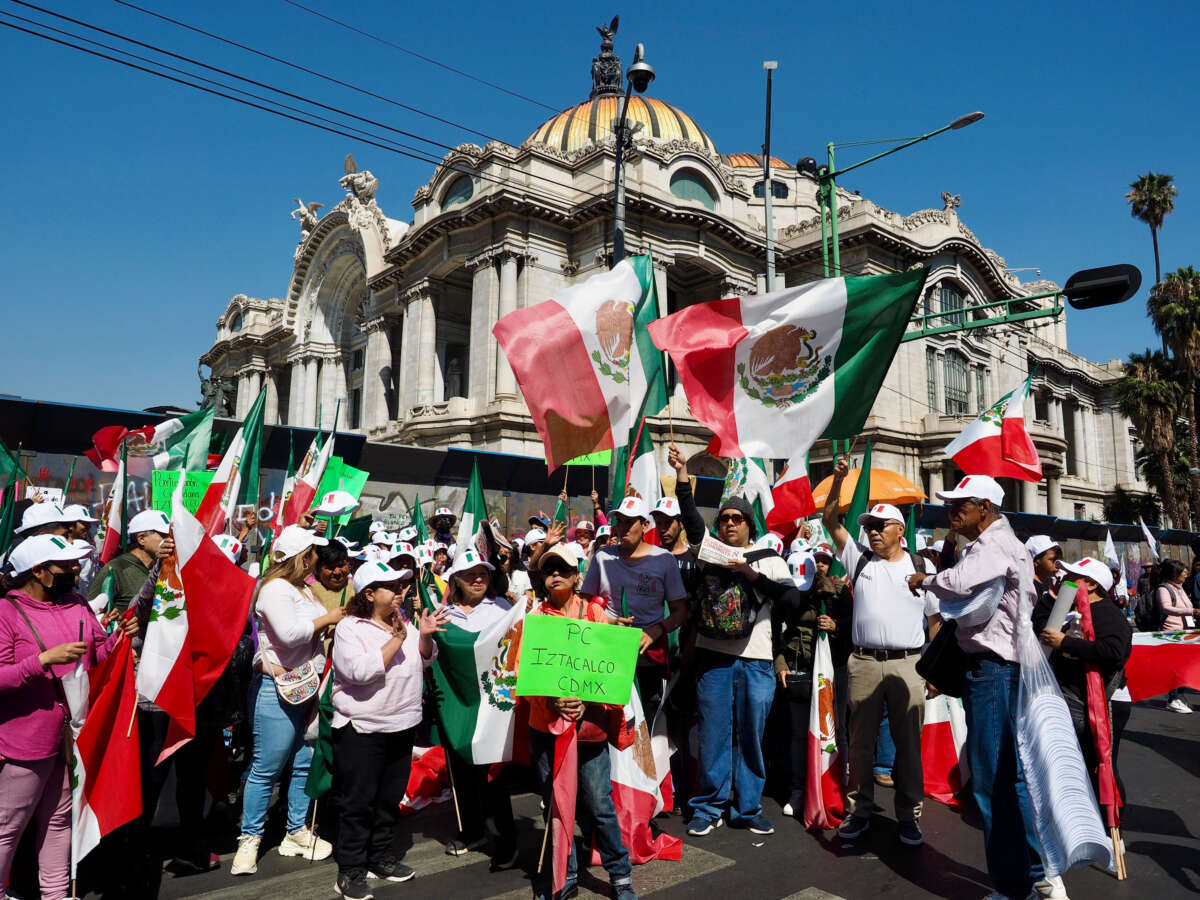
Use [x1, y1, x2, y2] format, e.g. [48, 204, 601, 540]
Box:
[291, 198, 323, 241]
[339, 154, 379, 203]
[590, 16, 622, 98]
[197, 362, 234, 416]
[560, 258, 580, 276]
[941, 191, 962, 211]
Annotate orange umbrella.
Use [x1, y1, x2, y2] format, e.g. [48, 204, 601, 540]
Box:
[811, 467, 926, 513]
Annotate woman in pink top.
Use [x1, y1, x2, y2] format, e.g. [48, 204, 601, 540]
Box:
[1155, 559, 1200, 713]
[0, 534, 135, 900]
[329, 561, 446, 900]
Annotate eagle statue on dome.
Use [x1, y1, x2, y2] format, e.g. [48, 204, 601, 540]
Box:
[291, 198, 323, 240]
[340, 152, 379, 203]
[590, 15, 622, 98]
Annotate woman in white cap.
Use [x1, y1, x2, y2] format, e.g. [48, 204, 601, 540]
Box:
[231, 525, 344, 876]
[329, 562, 448, 899]
[0, 535, 137, 899]
[437, 550, 518, 866]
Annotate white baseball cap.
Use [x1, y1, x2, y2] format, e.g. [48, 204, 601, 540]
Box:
[127, 509, 171, 536]
[61, 503, 99, 524]
[929, 540, 945, 555]
[68, 539, 95, 557]
[755, 533, 784, 555]
[788, 537, 809, 555]
[369, 519, 386, 532]
[524, 528, 547, 544]
[1056, 557, 1114, 593]
[397, 527, 419, 543]
[334, 536, 360, 551]
[432, 506, 455, 520]
[575, 518, 595, 533]
[271, 524, 328, 562]
[936, 474, 1005, 506]
[915, 533, 928, 553]
[211, 534, 243, 565]
[652, 497, 681, 519]
[812, 542, 836, 561]
[857, 503, 905, 527]
[445, 549, 495, 578]
[1025, 535, 1060, 560]
[7, 534, 91, 575]
[787, 551, 816, 591]
[313, 490, 358, 517]
[391, 541, 415, 559]
[613, 496, 650, 521]
[353, 560, 411, 593]
[596, 524, 612, 538]
[16, 502, 73, 534]
[415, 545, 434, 567]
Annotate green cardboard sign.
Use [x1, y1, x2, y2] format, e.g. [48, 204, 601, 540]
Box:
[152, 470, 215, 515]
[515, 614, 640, 705]
[315, 457, 369, 525]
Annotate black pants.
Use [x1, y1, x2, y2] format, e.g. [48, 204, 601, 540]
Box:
[636, 667, 665, 730]
[332, 725, 415, 870]
[444, 747, 516, 850]
[767, 675, 811, 801]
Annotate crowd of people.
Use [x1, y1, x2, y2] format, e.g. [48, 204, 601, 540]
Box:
[0, 442, 1187, 900]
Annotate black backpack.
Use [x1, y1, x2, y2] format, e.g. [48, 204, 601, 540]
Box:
[1134, 585, 1164, 632]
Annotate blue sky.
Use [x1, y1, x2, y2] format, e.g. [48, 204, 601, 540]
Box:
[1, 0, 1196, 409]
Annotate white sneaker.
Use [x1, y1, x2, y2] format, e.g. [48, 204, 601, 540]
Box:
[782, 802, 794, 817]
[1032, 874, 1069, 898]
[230, 835, 261, 875]
[279, 826, 333, 861]
[1168, 698, 1193, 714]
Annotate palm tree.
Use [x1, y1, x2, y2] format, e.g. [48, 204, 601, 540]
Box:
[1126, 172, 1178, 354]
[1147, 266, 1200, 519]
[1117, 349, 1183, 526]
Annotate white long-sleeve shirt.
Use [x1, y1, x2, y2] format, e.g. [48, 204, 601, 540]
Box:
[254, 579, 326, 673]
[331, 615, 436, 733]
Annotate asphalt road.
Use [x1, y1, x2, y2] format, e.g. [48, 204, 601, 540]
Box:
[58, 693, 1200, 900]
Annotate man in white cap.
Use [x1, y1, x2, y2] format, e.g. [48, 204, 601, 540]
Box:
[823, 456, 937, 847]
[906, 473, 1047, 900]
[1024, 535, 1061, 609]
[581, 496, 687, 729]
[86, 508, 172, 617]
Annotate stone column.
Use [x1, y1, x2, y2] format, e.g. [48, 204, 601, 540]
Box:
[1049, 395, 1064, 435]
[246, 370, 263, 410]
[288, 359, 305, 426]
[414, 285, 437, 407]
[469, 256, 497, 405]
[264, 369, 279, 424]
[1047, 472, 1063, 517]
[1021, 478, 1039, 514]
[494, 254, 519, 399]
[926, 465, 944, 499]
[362, 319, 391, 430]
[233, 373, 247, 419]
[1069, 402, 1086, 478]
[305, 357, 320, 426]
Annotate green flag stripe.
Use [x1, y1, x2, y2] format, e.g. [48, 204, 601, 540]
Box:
[429, 620, 484, 760]
[235, 387, 268, 506]
[629, 255, 668, 419]
[826, 270, 926, 439]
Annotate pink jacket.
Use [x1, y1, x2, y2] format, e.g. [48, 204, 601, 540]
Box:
[0, 591, 116, 761]
[1157, 583, 1196, 632]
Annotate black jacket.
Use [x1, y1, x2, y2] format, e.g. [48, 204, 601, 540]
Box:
[1049, 595, 1132, 699]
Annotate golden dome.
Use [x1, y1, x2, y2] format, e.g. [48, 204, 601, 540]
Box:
[721, 153, 791, 169]
[524, 96, 717, 155]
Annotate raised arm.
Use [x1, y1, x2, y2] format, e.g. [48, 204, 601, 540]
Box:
[668, 443, 707, 544]
[822, 455, 852, 553]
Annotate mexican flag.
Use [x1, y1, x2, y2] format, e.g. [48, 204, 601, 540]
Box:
[943, 373, 1041, 481]
[493, 255, 667, 469]
[425, 588, 524, 765]
[803, 618, 845, 830]
[305, 661, 336, 800]
[648, 271, 925, 460]
[611, 417, 661, 510]
[97, 445, 128, 565]
[454, 461, 488, 561]
[921, 694, 969, 808]
[765, 453, 816, 540]
[137, 495, 257, 762]
[719, 454, 773, 535]
[274, 428, 335, 538]
[1124, 630, 1200, 702]
[195, 387, 267, 535]
[87, 567, 118, 620]
[84, 407, 215, 475]
[61, 634, 142, 878]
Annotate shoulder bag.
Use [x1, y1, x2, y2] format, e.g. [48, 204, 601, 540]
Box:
[5, 596, 78, 763]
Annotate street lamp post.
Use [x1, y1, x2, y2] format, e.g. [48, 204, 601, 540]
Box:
[762, 61, 778, 292]
[612, 43, 655, 265]
[817, 111, 984, 276]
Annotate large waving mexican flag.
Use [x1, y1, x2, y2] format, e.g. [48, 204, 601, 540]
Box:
[493, 255, 666, 469]
[648, 271, 926, 459]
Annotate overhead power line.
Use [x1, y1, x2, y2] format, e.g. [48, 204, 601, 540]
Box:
[276, 0, 560, 111]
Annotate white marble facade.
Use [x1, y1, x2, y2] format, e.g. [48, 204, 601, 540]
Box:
[201, 31, 1148, 522]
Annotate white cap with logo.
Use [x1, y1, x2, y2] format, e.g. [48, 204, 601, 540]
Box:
[211, 534, 244, 565]
[857, 503, 905, 527]
[7, 534, 91, 575]
[445, 549, 495, 578]
[271, 525, 328, 562]
[61, 503, 99, 524]
[613, 496, 650, 521]
[127, 509, 171, 536]
[353, 561, 412, 593]
[1024, 535, 1060, 559]
[524, 528, 547, 544]
[313, 490, 358, 517]
[1056, 557, 1114, 592]
[16, 503, 73, 534]
[936, 475, 1005, 506]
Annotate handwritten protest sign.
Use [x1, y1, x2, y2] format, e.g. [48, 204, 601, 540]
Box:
[152, 470, 215, 515]
[515, 614, 640, 705]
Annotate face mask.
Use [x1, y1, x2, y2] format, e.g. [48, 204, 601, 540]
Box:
[46, 570, 76, 598]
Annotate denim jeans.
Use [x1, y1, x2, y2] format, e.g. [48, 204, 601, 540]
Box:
[961, 659, 1043, 898]
[240, 673, 314, 836]
[531, 729, 632, 900]
[689, 650, 775, 824]
[874, 703, 895, 776]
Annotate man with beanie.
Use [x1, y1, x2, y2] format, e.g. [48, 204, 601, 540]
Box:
[668, 444, 801, 838]
[823, 456, 938, 848]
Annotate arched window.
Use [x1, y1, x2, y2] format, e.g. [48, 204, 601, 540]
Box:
[939, 282, 965, 326]
[669, 169, 718, 211]
[944, 350, 970, 415]
[228, 312, 242, 333]
[442, 174, 473, 208]
[752, 179, 789, 199]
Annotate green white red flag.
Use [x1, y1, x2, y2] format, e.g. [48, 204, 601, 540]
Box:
[1124, 630, 1200, 701]
[648, 271, 925, 460]
[719, 455, 773, 535]
[97, 445, 127, 565]
[803, 619, 845, 829]
[195, 387, 266, 535]
[274, 429, 335, 539]
[84, 407, 215, 475]
[493, 255, 667, 469]
[612, 417, 661, 509]
[943, 373, 1041, 481]
[454, 461, 489, 560]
